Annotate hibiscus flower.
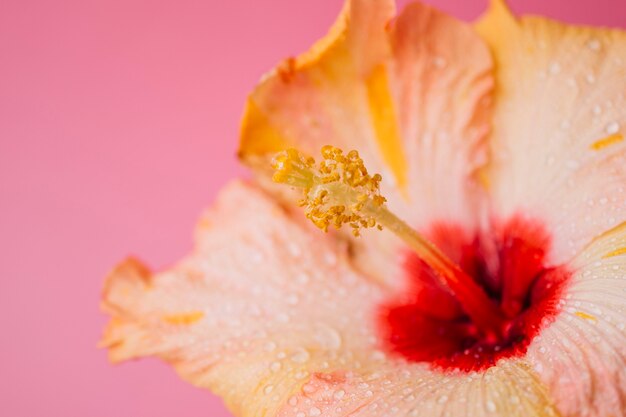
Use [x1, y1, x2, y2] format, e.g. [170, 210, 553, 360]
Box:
[100, 0, 626, 416]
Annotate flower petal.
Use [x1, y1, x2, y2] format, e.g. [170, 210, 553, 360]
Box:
[387, 2, 493, 228]
[101, 180, 390, 417]
[240, 1, 492, 223]
[239, 0, 397, 185]
[275, 359, 559, 417]
[476, 0, 626, 263]
[525, 222, 626, 417]
[241, 1, 494, 285]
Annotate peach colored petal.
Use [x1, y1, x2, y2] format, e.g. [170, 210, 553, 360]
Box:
[476, 0, 626, 264]
[524, 222, 626, 417]
[276, 360, 559, 417]
[240, 0, 494, 285]
[388, 2, 493, 229]
[101, 180, 392, 417]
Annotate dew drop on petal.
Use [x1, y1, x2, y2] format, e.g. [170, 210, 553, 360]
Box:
[270, 361, 282, 373]
[303, 382, 316, 394]
[334, 389, 345, 400]
[296, 272, 310, 285]
[587, 38, 601, 51]
[309, 407, 322, 416]
[291, 348, 311, 364]
[606, 121, 620, 134]
[286, 294, 299, 305]
[315, 325, 342, 350]
[263, 385, 274, 395]
[549, 62, 561, 75]
[486, 401, 497, 412]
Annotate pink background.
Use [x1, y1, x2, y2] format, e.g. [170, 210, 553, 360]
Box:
[1, 0, 624, 416]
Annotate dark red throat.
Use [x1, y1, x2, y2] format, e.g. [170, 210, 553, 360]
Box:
[379, 216, 571, 372]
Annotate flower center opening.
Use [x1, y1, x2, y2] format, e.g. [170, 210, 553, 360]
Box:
[380, 216, 571, 372]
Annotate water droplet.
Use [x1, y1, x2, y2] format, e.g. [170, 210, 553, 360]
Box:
[296, 413, 305, 417]
[264, 385, 274, 395]
[593, 105, 602, 115]
[586, 73, 596, 84]
[365, 390, 373, 397]
[510, 395, 520, 404]
[315, 325, 342, 349]
[288, 243, 302, 258]
[270, 361, 282, 373]
[303, 382, 316, 394]
[286, 294, 299, 305]
[295, 370, 309, 379]
[288, 396, 298, 406]
[291, 348, 311, 364]
[309, 407, 321, 416]
[566, 159, 579, 170]
[606, 121, 620, 134]
[264, 341, 277, 352]
[549, 62, 561, 75]
[296, 272, 310, 284]
[437, 395, 448, 404]
[334, 389, 345, 400]
[587, 39, 601, 51]
[276, 313, 290, 323]
[433, 56, 447, 68]
[486, 401, 497, 412]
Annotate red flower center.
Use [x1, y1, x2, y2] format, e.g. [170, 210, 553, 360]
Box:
[380, 216, 571, 372]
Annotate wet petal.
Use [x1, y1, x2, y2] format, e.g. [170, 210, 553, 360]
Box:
[477, 0, 626, 263]
[241, 0, 494, 284]
[525, 222, 626, 416]
[101, 180, 389, 417]
[276, 359, 558, 417]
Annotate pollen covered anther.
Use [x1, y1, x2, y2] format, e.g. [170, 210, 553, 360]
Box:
[271, 146, 387, 237]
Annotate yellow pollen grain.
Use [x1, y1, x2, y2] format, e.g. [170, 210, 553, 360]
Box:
[162, 311, 205, 325]
[603, 247, 626, 258]
[575, 311, 597, 322]
[590, 133, 623, 151]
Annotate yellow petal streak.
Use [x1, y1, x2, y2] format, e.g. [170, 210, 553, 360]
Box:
[365, 64, 408, 191]
[590, 133, 624, 151]
[575, 311, 597, 322]
[603, 246, 626, 258]
[162, 311, 205, 325]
